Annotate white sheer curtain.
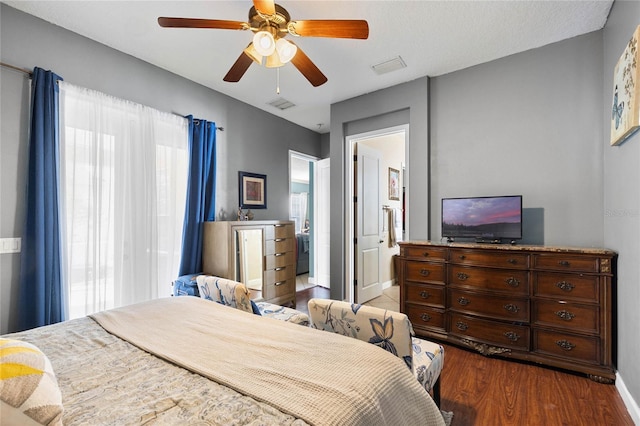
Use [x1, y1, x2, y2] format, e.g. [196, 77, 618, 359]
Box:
[59, 82, 188, 319]
[290, 192, 308, 234]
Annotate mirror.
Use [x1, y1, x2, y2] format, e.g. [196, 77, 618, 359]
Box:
[236, 228, 263, 292]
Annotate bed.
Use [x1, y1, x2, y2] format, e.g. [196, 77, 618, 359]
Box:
[296, 233, 310, 275]
[3, 296, 445, 425]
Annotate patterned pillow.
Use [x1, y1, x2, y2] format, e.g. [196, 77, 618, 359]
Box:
[0, 338, 63, 426]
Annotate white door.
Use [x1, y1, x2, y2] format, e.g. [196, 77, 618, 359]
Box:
[356, 144, 382, 303]
[315, 158, 330, 288]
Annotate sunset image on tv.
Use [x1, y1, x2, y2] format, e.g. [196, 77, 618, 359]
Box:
[442, 196, 522, 240]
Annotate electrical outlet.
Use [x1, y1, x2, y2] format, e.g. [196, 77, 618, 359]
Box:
[0, 238, 21, 254]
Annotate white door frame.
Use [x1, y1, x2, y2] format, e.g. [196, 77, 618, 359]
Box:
[344, 125, 409, 303]
[288, 150, 319, 281]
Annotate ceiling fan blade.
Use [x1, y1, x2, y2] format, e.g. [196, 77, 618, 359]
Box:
[289, 20, 369, 39]
[253, 0, 276, 16]
[158, 17, 247, 30]
[290, 44, 328, 87]
[223, 52, 254, 83]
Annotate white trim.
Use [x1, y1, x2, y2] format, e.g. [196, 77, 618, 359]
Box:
[381, 279, 394, 290]
[617, 372, 640, 425]
[344, 125, 409, 304]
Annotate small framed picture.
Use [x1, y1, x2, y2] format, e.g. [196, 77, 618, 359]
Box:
[239, 171, 267, 209]
[388, 167, 400, 201]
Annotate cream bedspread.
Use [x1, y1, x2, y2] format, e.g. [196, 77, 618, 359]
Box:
[91, 297, 444, 426]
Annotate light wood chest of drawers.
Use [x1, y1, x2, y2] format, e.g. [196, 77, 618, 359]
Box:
[203, 221, 296, 306]
[397, 242, 616, 383]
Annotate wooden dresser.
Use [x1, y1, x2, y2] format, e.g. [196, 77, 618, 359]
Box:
[396, 241, 616, 383]
[203, 220, 296, 306]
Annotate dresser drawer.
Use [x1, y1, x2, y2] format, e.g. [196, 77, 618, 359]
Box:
[448, 289, 529, 322]
[405, 261, 446, 284]
[449, 265, 529, 295]
[264, 252, 295, 270]
[405, 283, 445, 308]
[533, 300, 599, 334]
[265, 238, 294, 255]
[533, 272, 599, 302]
[449, 249, 529, 269]
[263, 277, 295, 300]
[405, 305, 446, 332]
[532, 254, 600, 273]
[450, 312, 530, 351]
[533, 329, 600, 365]
[264, 223, 294, 240]
[264, 265, 294, 284]
[401, 245, 447, 261]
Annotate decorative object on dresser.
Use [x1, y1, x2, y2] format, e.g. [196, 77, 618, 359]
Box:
[203, 220, 296, 306]
[396, 241, 616, 383]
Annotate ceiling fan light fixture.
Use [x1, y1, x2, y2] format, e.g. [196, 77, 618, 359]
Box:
[253, 30, 276, 56]
[244, 43, 263, 64]
[275, 38, 297, 63]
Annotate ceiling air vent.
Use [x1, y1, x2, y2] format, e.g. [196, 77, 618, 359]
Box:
[371, 56, 407, 75]
[268, 97, 296, 110]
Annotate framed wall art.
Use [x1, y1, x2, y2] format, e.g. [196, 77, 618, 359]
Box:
[388, 167, 400, 201]
[611, 25, 640, 146]
[239, 171, 267, 209]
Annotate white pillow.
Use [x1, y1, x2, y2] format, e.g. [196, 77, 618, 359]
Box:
[0, 338, 63, 426]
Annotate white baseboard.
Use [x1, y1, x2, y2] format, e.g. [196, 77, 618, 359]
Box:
[382, 279, 395, 290]
[617, 372, 640, 425]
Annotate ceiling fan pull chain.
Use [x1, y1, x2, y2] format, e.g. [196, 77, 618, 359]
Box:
[276, 67, 280, 94]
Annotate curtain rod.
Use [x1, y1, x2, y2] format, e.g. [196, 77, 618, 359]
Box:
[1, 62, 32, 76]
[2, 63, 223, 131]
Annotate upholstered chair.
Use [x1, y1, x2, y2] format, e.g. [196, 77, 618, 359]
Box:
[196, 275, 309, 326]
[307, 298, 444, 405]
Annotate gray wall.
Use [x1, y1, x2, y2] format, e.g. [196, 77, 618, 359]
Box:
[329, 80, 429, 300]
[329, 1, 639, 413]
[0, 4, 321, 334]
[603, 0, 640, 408]
[431, 31, 604, 247]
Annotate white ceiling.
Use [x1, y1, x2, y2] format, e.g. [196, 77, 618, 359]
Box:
[4, 1, 613, 133]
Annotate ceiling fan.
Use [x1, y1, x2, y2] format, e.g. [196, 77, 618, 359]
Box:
[158, 0, 369, 87]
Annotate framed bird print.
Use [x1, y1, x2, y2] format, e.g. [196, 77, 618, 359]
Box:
[611, 25, 640, 146]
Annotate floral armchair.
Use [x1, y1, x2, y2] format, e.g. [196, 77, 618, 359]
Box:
[196, 275, 309, 326]
[307, 298, 444, 405]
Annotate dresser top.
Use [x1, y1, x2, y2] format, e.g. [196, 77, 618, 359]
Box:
[399, 240, 616, 256]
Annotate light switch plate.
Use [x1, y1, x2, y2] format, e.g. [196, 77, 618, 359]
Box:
[0, 238, 21, 254]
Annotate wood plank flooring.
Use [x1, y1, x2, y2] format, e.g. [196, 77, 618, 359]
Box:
[295, 286, 634, 425]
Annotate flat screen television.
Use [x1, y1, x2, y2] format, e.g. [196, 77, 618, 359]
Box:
[441, 195, 523, 243]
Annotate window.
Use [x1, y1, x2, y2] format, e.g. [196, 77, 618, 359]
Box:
[59, 83, 188, 318]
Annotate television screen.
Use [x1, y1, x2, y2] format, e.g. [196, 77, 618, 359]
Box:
[442, 195, 522, 242]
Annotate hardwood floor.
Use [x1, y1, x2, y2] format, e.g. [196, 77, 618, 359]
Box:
[295, 286, 634, 425]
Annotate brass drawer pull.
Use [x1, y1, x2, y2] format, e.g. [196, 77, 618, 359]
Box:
[422, 252, 430, 257]
[555, 310, 575, 321]
[420, 269, 430, 276]
[274, 224, 285, 227]
[274, 238, 285, 242]
[420, 313, 431, 322]
[456, 321, 468, 331]
[507, 258, 518, 265]
[458, 297, 470, 306]
[505, 277, 520, 288]
[556, 339, 576, 351]
[274, 253, 285, 257]
[503, 331, 520, 342]
[457, 272, 469, 281]
[556, 281, 575, 292]
[274, 267, 286, 271]
[503, 304, 520, 313]
[458, 255, 466, 260]
[274, 281, 287, 286]
[419, 291, 430, 299]
[558, 260, 571, 267]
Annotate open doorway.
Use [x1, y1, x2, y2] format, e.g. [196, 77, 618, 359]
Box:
[345, 126, 407, 304]
[289, 151, 330, 302]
